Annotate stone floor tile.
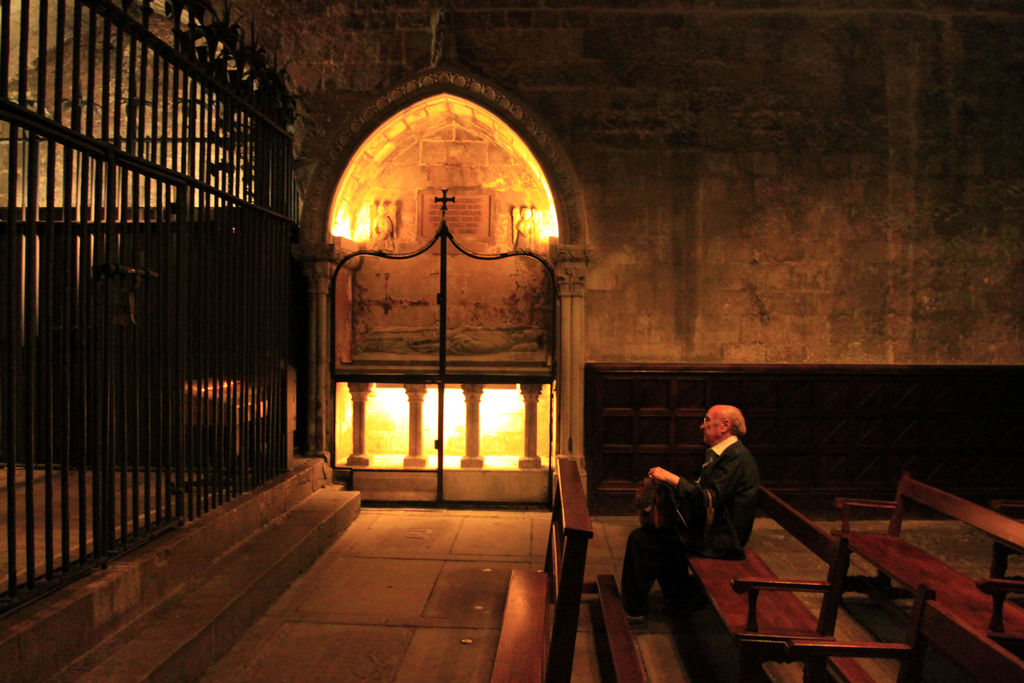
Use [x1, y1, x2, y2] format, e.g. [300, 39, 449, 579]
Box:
[421, 561, 519, 624]
[202, 622, 414, 682]
[392, 627, 498, 683]
[291, 556, 443, 619]
[450, 516, 533, 557]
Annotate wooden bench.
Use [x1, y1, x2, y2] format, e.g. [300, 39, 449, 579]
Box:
[834, 471, 1024, 645]
[787, 590, 1024, 682]
[687, 486, 874, 682]
[989, 499, 1024, 597]
[490, 457, 644, 683]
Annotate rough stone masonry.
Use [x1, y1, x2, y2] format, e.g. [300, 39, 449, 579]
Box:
[241, 0, 1024, 365]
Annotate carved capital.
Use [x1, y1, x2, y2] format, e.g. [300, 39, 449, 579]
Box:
[349, 382, 373, 402]
[301, 259, 332, 295]
[462, 383, 484, 404]
[520, 383, 543, 403]
[555, 248, 587, 298]
[405, 383, 428, 402]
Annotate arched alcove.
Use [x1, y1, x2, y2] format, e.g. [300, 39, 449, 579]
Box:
[296, 70, 590, 495]
[327, 93, 559, 252]
[299, 69, 588, 248]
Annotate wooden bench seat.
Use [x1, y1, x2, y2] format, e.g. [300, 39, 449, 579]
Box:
[492, 569, 550, 681]
[490, 457, 644, 683]
[686, 486, 874, 682]
[836, 472, 1024, 645]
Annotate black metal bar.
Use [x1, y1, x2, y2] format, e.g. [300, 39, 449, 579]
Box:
[2, 0, 296, 614]
[35, 0, 53, 584]
[0, 0, 10, 96]
[54, 0, 70, 582]
[174, 185, 187, 525]
[5, 122, 21, 603]
[25, 127, 39, 588]
[17, 0, 28, 106]
[437, 221, 448, 503]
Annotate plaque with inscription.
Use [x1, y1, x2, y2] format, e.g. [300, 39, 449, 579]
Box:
[420, 191, 491, 239]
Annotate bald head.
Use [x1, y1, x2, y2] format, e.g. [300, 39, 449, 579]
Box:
[710, 404, 746, 436]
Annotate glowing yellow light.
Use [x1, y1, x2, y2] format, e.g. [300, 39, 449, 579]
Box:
[327, 93, 559, 245]
[352, 205, 372, 243]
[331, 200, 352, 238]
[337, 382, 552, 470]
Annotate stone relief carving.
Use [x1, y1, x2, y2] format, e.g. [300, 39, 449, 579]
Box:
[354, 325, 548, 357]
[371, 200, 397, 251]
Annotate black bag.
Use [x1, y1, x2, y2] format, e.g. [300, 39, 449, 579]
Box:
[634, 477, 685, 531]
[635, 477, 744, 558]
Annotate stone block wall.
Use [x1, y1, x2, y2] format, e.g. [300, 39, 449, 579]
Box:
[240, 0, 1024, 365]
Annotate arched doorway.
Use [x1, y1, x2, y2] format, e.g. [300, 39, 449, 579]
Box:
[329, 93, 560, 503]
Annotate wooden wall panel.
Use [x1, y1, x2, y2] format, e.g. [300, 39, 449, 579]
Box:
[585, 364, 1024, 512]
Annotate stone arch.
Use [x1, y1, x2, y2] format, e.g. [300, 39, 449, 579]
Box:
[299, 68, 589, 250]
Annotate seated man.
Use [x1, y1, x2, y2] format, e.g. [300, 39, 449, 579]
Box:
[621, 404, 760, 622]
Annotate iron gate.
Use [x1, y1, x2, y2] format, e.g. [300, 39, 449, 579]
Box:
[331, 191, 557, 503]
[0, 0, 297, 613]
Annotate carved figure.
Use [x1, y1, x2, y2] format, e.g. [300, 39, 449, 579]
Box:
[372, 202, 395, 251]
[514, 206, 537, 251]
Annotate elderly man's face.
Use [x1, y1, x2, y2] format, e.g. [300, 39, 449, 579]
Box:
[701, 407, 731, 446]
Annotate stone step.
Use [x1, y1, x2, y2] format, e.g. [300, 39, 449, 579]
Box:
[49, 485, 360, 682]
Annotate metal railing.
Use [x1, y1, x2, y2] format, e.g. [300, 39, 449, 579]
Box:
[0, 0, 297, 614]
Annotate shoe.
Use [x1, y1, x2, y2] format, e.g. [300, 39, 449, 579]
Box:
[626, 612, 646, 626]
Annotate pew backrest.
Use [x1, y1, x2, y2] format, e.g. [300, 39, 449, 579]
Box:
[896, 473, 1024, 553]
[759, 487, 839, 564]
[757, 486, 851, 639]
[544, 457, 594, 682]
[919, 601, 1024, 680]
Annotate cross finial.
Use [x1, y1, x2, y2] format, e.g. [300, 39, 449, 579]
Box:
[434, 188, 455, 216]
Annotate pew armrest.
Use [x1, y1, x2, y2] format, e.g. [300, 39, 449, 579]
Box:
[833, 497, 897, 532]
[977, 577, 1024, 595]
[786, 638, 914, 660]
[731, 577, 831, 631]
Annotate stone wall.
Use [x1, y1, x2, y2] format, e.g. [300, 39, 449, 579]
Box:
[240, 1, 1024, 365]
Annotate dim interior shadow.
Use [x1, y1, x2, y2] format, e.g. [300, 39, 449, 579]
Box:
[638, 589, 769, 683]
[657, 588, 1003, 683]
[841, 596, 974, 683]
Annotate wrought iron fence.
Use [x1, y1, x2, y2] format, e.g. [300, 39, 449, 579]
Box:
[0, 0, 297, 614]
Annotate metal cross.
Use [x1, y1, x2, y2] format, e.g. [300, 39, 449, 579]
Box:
[434, 188, 455, 216]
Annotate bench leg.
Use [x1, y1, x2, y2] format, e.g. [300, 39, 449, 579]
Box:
[803, 657, 828, 683]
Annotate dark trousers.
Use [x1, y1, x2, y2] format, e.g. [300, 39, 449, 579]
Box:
[620, 524, 694, 617]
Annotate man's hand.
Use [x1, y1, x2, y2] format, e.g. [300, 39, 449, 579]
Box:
[647, 467, 680, 486]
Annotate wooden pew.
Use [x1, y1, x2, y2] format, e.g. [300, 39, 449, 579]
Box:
[834, 471, 1024, 645]
[686, 486, 874, 682]
[490, 457, 644, 683]
[988, 499, 1024, 594]
[787, 591, 1024, 682]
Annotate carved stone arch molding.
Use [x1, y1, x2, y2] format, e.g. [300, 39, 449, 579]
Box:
[299, 67, 589, 248]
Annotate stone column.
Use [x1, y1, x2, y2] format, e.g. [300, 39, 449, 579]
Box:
[554, 246, 588, 458]
[519, 384, 543, 469]
[404, 383, 427, 468]
[293, 242, 339, 462]
[461, 383, 484, 468]
[346, 382, 371, 467]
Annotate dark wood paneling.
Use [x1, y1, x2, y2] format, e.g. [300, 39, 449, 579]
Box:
[585, 364, 1024, 513]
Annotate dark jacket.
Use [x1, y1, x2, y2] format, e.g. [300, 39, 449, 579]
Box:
[675, 439, 759, 559]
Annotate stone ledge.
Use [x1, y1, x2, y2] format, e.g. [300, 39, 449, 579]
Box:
[51, 487, 361, 682]
[0, 457, 341, 683]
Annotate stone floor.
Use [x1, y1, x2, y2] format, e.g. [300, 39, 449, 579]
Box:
[196, 506, 1018, 683]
